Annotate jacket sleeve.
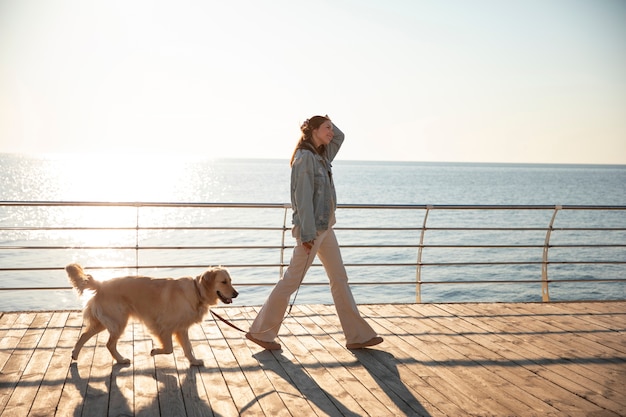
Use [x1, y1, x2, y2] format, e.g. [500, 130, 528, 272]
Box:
[325, 123, 345, 162]
[291, 152, 317, 242]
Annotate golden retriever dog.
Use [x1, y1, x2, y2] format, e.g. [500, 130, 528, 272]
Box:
[66, 263, 238, 366]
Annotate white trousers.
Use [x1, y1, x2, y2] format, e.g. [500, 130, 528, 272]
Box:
[248, 226, 378, 345]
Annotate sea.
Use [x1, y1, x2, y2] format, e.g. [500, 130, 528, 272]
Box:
[1, 153, 625, 311]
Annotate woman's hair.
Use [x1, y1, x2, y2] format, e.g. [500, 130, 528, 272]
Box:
[290, 115, 331, 166]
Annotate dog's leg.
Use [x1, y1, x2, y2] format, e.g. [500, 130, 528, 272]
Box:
[175, 330, 203, 366]
[72, 321, 105, 360]
[150, 332, 174, 357]
[98, 312, 131, 364]
[106, 330, 130, 364]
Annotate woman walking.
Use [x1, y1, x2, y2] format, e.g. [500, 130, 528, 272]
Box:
[246, 115, 383, 350]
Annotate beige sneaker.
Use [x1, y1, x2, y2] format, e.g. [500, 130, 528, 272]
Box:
[245, 333, 281, 350]
[346, 336, 384, 350]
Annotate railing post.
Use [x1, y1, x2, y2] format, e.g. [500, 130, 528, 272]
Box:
[135, 205, 140, 275]
[416, 206, 432, 303]
[279, 205, 289, 278]
[542, 205, 561, 302]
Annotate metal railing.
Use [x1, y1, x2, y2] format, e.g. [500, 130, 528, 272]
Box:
[1, 201, 625, 304]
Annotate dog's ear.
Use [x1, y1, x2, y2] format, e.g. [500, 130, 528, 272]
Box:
[200, 268, 217, 287]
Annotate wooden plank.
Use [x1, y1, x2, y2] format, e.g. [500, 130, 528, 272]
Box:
[153, 347, 187, 417]
[503, 302, 626, 415]
[0, 313, 19, 352]
[501, 303, 626, 414]
[132, 321, 160, 417]
[192, 316, 239, 416]
[79, 331, 113, 417]
[533, 302, 626, 352]
[418, 303, 573, 415]
[240, 306, 345, 417]
[171, 321, 214, 417]
[233, 306, 322, 417]
[565, 301, 626, 316]
[531, 366, 626, 416]
[175, 365, 211, 417]
[521, 302, 626, 353]
[54, 312, 92, 417]
[492, 300, 626, 413]
[221, 308, 289, 416]
[363, 303, 529, 416]
[0, 312, 49, 417]
[0, 313, 35, 374]
[28, 312, 74, 417]
[287, 305, 396, 416]
[29, 312, 77, 417]
[198, 311, 264, 416]
[350, 305, 467, 416]
[422, 303, 616, 415]
[0, 313, 34, 414]
[504, 303, 626, 388]
[438, 303, 626, 415]
[107, 321, 135, 417]
[2, 312, 57, 417]
[368, 306, 546, 415]
[391, 304, 519, 415]
[308, 304, 438, 417]
[347, 304, 476, 416]
[306, 304, 431, 416]
[554, 302, 626, 334]
[437, 303, 624, 416]
[275, 306, 372, 416]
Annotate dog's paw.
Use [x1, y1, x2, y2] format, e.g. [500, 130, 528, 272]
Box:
[190, 359, 204, 367]
[117, 358, 131, 365]
[71, 351, 78, 361]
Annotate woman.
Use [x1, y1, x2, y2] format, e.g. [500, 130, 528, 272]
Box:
[246, 115, 383, 350]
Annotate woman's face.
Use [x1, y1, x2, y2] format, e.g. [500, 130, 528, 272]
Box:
[311, 121, 334, 147]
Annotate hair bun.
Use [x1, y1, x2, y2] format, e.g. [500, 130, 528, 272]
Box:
[300, 119, 310, 133]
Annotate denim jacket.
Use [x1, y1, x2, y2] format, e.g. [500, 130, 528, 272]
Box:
[291, 124, 345, 243]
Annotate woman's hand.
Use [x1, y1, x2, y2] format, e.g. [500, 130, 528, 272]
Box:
[302, 240, 314, 254]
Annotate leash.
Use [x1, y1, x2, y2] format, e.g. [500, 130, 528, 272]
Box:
[210, 310, 247, 333]
[211, 249, 313, 334]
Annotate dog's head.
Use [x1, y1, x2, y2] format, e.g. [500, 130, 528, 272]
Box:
[198, 267, 238, 305]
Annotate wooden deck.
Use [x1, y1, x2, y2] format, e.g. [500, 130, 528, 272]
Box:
[0, 302, 625, 417]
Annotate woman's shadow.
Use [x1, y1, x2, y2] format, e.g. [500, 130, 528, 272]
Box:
[252, 349, 431, 417]
[251, 351, 362, 417]
[352, 349, 432, 417]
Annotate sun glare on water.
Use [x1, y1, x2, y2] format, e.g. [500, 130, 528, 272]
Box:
[50, 153, 195, 202]
[36, 153, 206, 276]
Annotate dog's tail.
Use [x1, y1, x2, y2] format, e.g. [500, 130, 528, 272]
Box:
[66, 263, 100, 295]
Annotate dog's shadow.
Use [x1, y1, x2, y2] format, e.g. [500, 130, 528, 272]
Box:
[68, 362, 223, 417]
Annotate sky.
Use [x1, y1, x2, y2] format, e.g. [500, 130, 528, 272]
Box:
[1, 0, 625, 164]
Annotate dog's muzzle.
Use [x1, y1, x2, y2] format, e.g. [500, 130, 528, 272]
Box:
[218, 290, 238, 304]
